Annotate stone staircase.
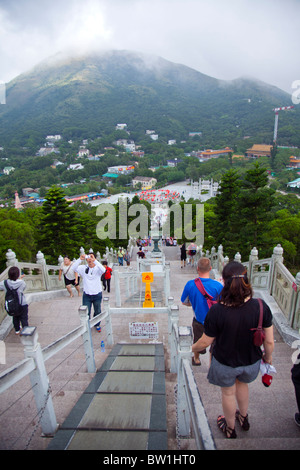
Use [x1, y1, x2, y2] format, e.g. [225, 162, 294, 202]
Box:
[177, 325, 300, 450]
[48, 343, 167, 450]
[1, 247, 300, 450]
[163, 250, 300, 450]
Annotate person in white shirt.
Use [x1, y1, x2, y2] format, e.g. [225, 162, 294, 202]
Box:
[73, 252, 106, 332]
[58, 256, 80, 297]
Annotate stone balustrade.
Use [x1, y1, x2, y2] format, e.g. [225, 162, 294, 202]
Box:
[196, 244, 300, 332]
[0, 242, 299, 333]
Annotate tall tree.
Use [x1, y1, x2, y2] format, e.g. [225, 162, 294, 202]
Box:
[39, 186, 79, 263]
[213, 169, 241, 256]
[270, 144, 277, 169]
[239, 162, 275, 256]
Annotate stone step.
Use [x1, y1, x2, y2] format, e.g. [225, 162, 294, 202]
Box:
[189, 335, 300, 450]
[214, 437, 300, 451]
[48, 343, 168, 451]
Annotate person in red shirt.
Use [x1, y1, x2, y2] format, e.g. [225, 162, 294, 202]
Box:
[102, 260, 112, 293]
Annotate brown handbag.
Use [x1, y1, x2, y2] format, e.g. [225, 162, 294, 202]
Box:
[251, 298, 266, 346]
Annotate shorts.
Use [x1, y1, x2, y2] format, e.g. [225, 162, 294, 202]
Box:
[192, 318, 206, 354]
[207, 356, 261, 387]
[64, 275, 78, 286]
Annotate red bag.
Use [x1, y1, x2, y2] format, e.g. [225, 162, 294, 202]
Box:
[105, 266, 112, 280]
[194, 278, 217, 309]
[251, 299, 266, 347]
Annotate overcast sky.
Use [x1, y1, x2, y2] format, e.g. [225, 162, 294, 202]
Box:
[0, 0, 299, 94]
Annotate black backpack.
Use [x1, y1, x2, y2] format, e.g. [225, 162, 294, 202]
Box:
[4, 280, 22, 316]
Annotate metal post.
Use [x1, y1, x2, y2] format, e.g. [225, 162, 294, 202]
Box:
[177, 326, 193, 437]
[78, 306, 96, 373]
[20, 327, 58, 436]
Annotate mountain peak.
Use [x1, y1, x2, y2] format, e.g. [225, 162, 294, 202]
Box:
[0, 50, 297, 147]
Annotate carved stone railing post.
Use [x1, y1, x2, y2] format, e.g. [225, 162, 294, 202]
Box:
[36, 251, 49, 290]
[6, 249, 18, 267]
[78, 305, 96, 373]
[169, 303, 179, 374]
[177, 326, 193, 437]
[114, 269, 121, 307]
[291, 272, 300, 330]
[269, 244, 284, 294]
[102, 296, 113, 345]
[20, 327, 58, 436]
[164, 262, 170, 300]
[249, 247, 258, 282]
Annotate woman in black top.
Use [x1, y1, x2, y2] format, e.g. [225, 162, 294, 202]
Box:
[192, 261, 274, 439]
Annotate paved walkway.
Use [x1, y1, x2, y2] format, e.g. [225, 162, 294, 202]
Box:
[0, 246, 300, 450]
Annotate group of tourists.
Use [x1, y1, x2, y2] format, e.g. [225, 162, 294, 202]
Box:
[180, 241, 197, 268]
[162, 237, 177, 246]
[117, 247, 131, 266]
[1, 252, 114, 335]
[136, 237, 152, 247]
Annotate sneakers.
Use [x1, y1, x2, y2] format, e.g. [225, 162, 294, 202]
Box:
[295, 413, 300, 427]
[96, 326, 101, 332]
[15, 330, 21, 335]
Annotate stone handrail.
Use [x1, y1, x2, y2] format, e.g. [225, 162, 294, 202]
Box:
[271, 260, 300, 329]
[168, 303, 216, 450]
[0, 302, 113, 437]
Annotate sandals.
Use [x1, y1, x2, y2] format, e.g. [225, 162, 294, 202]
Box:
[192, 358, 201, 366]
[217, 411, 250, 439]
[217, 416, 237, 439]
[235, 410, 250, 431]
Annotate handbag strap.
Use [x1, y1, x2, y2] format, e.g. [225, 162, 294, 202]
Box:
[194, 278, 214, 301]
[257, 298, 263, 330]
[64, 262, 72, 276]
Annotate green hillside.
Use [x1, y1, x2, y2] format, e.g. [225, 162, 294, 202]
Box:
[0, 50, 299, 148]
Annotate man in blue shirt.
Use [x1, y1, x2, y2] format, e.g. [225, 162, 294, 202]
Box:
[181, 257, 223, 365]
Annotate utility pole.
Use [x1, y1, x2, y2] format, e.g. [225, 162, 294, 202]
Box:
[272, 106, 294, 143]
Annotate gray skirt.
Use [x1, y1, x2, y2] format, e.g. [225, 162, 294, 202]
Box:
[207, 356, 261, 387]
